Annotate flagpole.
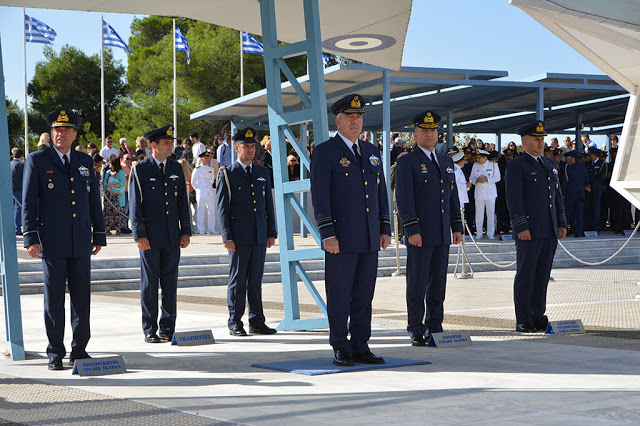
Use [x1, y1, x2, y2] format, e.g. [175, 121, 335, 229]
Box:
[173, 19, 177, 145]
[23, 8, 29, 155]
[100, 15, 105, 149]
[240, 31, 244, 97]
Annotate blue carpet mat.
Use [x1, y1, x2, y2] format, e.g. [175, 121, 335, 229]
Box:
[252, 356, 431, 376]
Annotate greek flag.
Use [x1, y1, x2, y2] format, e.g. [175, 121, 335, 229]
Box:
[242, 32, 264, 55]
[103, 19, 132, 54]
[322, 53, 329, 67]
[175, 24, 190, 65]
[25, 15, 57, 44]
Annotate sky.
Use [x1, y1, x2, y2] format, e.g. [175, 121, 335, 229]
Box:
[0, 0, 614, 146]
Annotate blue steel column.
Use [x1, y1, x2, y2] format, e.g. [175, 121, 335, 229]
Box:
[0, 37, 26, 361]
[447, 111, 453, 149]
[537, 86, 544, 120]
[382, 70, 392, 222]
[258, 0, 328, 330]
[299, 123, 308, 238]
[230, 120, 237, 163]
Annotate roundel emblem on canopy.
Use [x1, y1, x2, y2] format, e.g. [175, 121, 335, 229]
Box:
[322, 34, 396, 53]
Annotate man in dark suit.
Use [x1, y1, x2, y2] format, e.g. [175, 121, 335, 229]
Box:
[129, 125, 191, 344]
[310, 94, 391, 366]
[560, 150, 588, 237]
[217, 127, 278, 336]
[11, 149, 25, 235]
[584, 146, 607, 232]
[22, 108, 106, 370]
[505, 121, 567, 333]
[395, 111, 463, 347]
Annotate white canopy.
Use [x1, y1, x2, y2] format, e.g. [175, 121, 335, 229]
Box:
[0, 0, 412, 70]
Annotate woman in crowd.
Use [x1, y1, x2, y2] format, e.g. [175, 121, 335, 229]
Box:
[135, 136, 150, 156]
[178, 158, 197, 229]
[118, 138, 134, 158]
[120, 153, 134, 234]
[287, 154, 300, 182]
[470, 149, 501, 240]
[37, 133, 50, 151]
[212, 134, 223, 160]
[103, 156, 128, 235]
[476, 139, 485, 151]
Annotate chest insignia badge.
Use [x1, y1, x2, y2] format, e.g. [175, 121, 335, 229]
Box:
[446, 167, 454, 174]
[48, 183, 54, 189]
[169, 174, 179, 180]
[369, 155, 380, 166]
[340, 157, 350, 167]
[78, 166, 90, 177]
[421, 163, 428, 173]
[552, 168, 558, 175]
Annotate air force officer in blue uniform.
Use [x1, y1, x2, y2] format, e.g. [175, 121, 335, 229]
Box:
[129, 125, 191, 344]
[22, 108, 106, 370]
[395, 111, 463, 347]
[560, 150, 588, 237]
[505, 121, 567, 333]
[217, 128, 278, 336]
[310, 94, 391, 366]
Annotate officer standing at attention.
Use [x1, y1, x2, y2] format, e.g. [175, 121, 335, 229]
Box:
[22, 108, 106, 370]
[217, 128, 277, 336]
[310, 94, 391, 366]
[129, 125, 191, 344]
[395, 111, 463, 347]
[560, 150, 588, 238]
[505, 121, 567, 333]
[584, 146, 607, 232]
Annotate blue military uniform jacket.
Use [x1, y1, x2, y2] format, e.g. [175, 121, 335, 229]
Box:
[588, 159, 607, 188]
[505, 154, 567, 240]
[129, 157, 191, 248]
[395, 148, 463, 245]
[11, 158, 24, 192]
[561, 162, 588, 200]
[217, 161, 277, 244]
[310, 135, 391, 253]
[22, 147, 106, 257]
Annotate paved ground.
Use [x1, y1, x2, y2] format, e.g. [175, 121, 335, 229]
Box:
[2, 234, 640, 425]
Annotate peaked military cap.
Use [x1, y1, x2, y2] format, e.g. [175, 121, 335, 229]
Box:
[476, 149, 490, 157]
[412, 110, 441, 129]
[502, 148, 515, 156]
[144, 125, 177, 143]
[447, 146, 459, 155]
[463, 145, 475, 154]
[233, 127, 257, 143]
[517, 120, 547, 137]
[587, 146, 602, 155]
[564, 150, 584, 159]
[331, 94, 365, 115]
[46, 108, 81, 129]
[198, 151, 212, 157]
[451, 151, 465, 162]
[489, 150, 499, 159]
[544, 146, 552, 152]
[553, 148, 563, 156]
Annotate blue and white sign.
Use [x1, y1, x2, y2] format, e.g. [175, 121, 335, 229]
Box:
[545, 319, 585, 335]
[171, 330, 216, 346]
[428, 331, 472, 347]
[72, 356, 126, 376]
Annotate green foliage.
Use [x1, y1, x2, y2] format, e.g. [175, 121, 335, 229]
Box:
[5, 98, 23, 150]
[27, 45, 126, 140]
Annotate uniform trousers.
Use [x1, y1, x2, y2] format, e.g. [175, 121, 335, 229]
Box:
[13, 191, 22, 234]
[227, 243, 267, 330]
[42, 256, 91, 359]
[325, 251, 378, 354]
[195, 188, 217, 234]
[564, 194, 585, 236]
[513, 238, 557, 324]
[475, 197, 496, 238]
[139, 245, 180, 335]
[406, 244, 449, 338]
[585, 187, 602, 231]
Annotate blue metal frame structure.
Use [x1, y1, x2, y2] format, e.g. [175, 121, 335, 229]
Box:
[258, 0, 329, 330]
[0, 37, 26, 361]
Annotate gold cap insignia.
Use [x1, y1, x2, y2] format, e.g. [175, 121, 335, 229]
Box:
[424, 112, 434, 123]
[57, 110, 69, 123]
[166, 126, 174, 136]
[350, 95, 361, 108]
[246, 129, 254, 138]
[536, 122, 544, 132]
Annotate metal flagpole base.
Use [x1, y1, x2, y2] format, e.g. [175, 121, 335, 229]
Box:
[392, 270, 405, 277]
[454, 272, 474, 279]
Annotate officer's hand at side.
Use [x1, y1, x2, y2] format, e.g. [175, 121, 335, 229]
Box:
[323, 237, 340, 254]
[266, 237, 275, 249]
[408, 233, 422, 247]
[136, 237, 151, 250]
[558, 227, 567, 240]
[223, 240, 236, 252]
[517, 230, 532, 241]
[180, 235, 190, 249]
[585, 185, 591, 192]
[26, 244, 42, 259]
[92, 245, 102, 255]
[452, 232, 463, 245]
[380, 234, 390, 250]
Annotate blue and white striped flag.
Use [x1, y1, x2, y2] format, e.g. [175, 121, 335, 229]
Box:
[25, 15, 57, 44]
[175, 24, 190, 66]
[322, 53, 329, 67]
[103, 19, 132, 54]
[242, 32, 264, 55]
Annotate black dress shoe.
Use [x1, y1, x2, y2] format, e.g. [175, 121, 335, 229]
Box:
[353, 351, 385, 364]
[533, 316, 549, 332]
[410, 335, 427, 347]
[145, 332, 162, 343]
[48, 357, 63, 371]
[229, 327, 248, 336]
[333, 350, 354, 367]
[158, 331, 174, 342]
[69, 353, 91, 366]
[515, 323, 537, 333]
[249, 324, 277, 335]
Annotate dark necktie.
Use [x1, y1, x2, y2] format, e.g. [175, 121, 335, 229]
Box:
[537, 157, 547, 175]
[159, 163, 165, 177]
[430, 152, 441, 177]
[246, 165, 252, 181]
[63, 154, 71, 175]
[353, 142, 362, 165]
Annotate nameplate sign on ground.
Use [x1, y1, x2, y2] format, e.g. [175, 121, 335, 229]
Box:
[72, 356, 126, 376]
[623, 230, 635, 237]
[545, 319, 585, 335]
[428, 331, 472, 347]
[172, 330, 215, 346]
[584, 231, 599, 238]
[500, 234, 513, 241]
[464, 236, 473, 242]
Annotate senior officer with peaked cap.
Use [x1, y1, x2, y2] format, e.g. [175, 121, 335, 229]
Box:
[217, 127, 278, 336]
[310, 94, 391, 366]
[129, 125, 191, 344]
[22, 108, 106, 370]
[505, 121, 567, 333]
[395, 111, 463, 347]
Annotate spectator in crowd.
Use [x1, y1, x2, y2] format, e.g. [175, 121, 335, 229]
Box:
[476, 139, 485, 151]
[11, 149, 24, 235]
[211, 134, 223, 160]
[261, 135, 274, 187]
[452, 151, 470, 210]
[470, 149, 501, 240]
[120, 153, 134, 234]
[173, 137, 192, 163]
[92, 153, 105, 182]
[75, 144, 86, 153]
[561, 150, 588, 238]
[549, 138, 559, 149]
[134, 149, 147, 162]
[178, 158, 197, 228]
[287, 154, 300, 181]
[190, 132, 205, 165]
[119, 138, 134, 158]
[610, 135, 619, 149]
[560, 136, 572, 156]
[103, 156, 128, 235]
[191, 151, 219, 234]
[217, 133, 232, 168]
[37, 132, 51, 151]
[100, 136, 119, 160]
[87, 142, 99, 156]
[135, 136, 150, 157]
